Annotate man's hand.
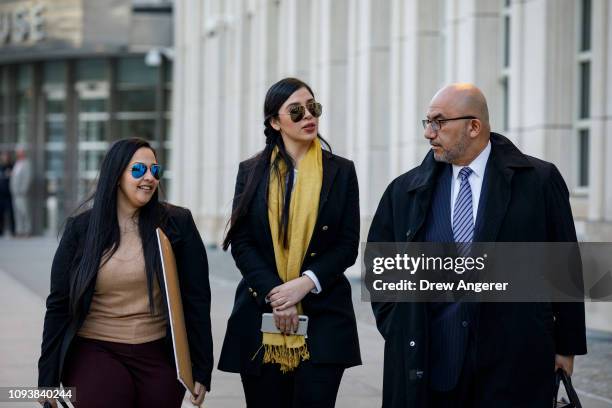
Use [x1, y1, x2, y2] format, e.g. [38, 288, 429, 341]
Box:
[190, 381, 207, 406]
[268, 276, 315, 311]
[555, 354, 575, 376]
[273, 305, 299, 334]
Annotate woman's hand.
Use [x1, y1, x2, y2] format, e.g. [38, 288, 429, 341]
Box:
[190, 381, 207, 406]
[273, 305, 299, 334]
[268, 276, 315, 311]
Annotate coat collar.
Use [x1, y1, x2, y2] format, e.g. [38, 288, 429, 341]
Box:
[404, 132, 533, 242]
[252, 148, 338, 242]
[318, 150, 339, 214]
[475, 132, 532, 241]
[404, 132, 532, 193]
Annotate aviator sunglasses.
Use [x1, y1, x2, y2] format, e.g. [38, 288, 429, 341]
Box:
[280, 101, 323, 122]
[130, 162, 162, 180]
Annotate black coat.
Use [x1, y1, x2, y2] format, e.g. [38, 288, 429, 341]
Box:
[38, 204, 214, 390]
[367, 133, 587, 407]
[218, 150, 362, 374]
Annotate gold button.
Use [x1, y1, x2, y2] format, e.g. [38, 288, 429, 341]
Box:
[252, 291, 258, 297]
[322, 225, 328, 231]
[310, 252, 316, 257]
[248, 287, 253, 293]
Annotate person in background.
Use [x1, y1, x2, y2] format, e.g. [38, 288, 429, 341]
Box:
[0, 151, 15, 237]
[10, 147, 32, 237]
[38, 138, 213, 407]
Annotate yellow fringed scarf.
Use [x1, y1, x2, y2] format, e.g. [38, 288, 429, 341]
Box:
[264, 137, 323, 373]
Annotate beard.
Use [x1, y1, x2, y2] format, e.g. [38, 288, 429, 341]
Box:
[433, 132, 469, 164]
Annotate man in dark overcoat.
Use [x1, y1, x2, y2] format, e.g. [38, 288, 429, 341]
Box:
[367, 83, 587, 407]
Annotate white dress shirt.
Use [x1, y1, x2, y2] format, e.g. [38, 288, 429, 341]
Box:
[450, 141, 491, 225]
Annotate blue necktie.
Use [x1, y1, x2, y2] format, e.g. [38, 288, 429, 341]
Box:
[453, 167, 474, 255]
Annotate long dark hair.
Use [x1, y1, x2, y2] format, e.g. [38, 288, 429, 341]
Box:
[222, 77, 331, 250]
[69, 138, 166, 318]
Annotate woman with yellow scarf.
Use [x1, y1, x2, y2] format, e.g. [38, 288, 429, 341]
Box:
[219, 78, 362, 407]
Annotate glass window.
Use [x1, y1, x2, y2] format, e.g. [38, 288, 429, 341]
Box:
[579, 61, 590, 119]
[45, 149, 65, 178]
[78, 149, 106, 173]
[17, 65, 32, 91]
[77, 59, 108, 81]
[16, 65, 32, 145]
[79, 98, 107, 113]
[46, 121, 65, 143]
[117, 119, 155, 140]
[44, 61, 66, 85]
[578, 129, 589, 187]
[164, 62, 173, 85]
[580, 0, 592, 52]
[117, 89, 156, 112]
[79, 121, 107, 142]
[118, 57, 158, 86]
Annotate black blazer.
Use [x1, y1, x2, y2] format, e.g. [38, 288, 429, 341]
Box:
[367, 133, 587, 408]
[218, 150, 362, 374]
[38, 204, 214, 390]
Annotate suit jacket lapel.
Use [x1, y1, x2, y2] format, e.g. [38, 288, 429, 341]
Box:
[254, 152, 337, 252]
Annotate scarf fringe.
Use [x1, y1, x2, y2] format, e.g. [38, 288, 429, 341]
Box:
[263, 343, 310, 373]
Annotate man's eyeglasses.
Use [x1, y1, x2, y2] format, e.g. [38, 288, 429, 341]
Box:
[279, 101, 323, 122]
[422, 116, 477, 132]
[130, 162, 162, 180]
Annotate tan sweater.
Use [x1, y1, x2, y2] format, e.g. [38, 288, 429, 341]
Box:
[78, 228, 167, 344]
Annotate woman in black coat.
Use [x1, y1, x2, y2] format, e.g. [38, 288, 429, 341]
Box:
[218, 77, 361, 408]
[38, 138, 213, 407]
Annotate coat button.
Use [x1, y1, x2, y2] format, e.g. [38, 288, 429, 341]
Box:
[322, 225, 328, 231]
[310, 252, 316, 257]
[248, 287, 253, 293]
[409, 340, 416, 347]
[252, 291, 258, 297]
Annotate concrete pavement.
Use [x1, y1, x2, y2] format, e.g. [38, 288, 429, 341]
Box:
[0, 236, 611, 407]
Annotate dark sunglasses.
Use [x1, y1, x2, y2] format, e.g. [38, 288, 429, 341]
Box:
[281, 101, 323, 122]
[130, 162, 162, 180]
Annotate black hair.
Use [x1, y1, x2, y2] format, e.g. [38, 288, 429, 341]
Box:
[222, 77, 331, 250]
[69, 138, 167, 319]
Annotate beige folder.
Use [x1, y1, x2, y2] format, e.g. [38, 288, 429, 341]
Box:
[156, 228, 196, 396]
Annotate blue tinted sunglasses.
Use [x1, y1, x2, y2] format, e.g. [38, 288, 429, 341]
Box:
[130, 162, 162, 180]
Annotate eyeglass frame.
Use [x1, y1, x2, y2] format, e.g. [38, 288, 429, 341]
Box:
[276, 101, 323, 123]
[128, 162, 163, 180]
[421, 116, 478, 132]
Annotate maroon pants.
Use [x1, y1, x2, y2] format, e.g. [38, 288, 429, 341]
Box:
[62, 337, 185, 408]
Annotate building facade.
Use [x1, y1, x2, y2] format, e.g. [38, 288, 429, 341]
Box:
[0, 0, 173, 234]
[172, 0, 612, 332]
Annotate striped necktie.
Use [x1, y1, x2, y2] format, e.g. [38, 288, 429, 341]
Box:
[453, 167, 474, 255]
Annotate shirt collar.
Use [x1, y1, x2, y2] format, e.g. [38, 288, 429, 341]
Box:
[452, 140, 491, 180]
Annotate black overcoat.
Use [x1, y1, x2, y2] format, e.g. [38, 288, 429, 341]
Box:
[38, 204, 214, 390]
[367, 133, 587, 407]
[218, 149, 362, 374]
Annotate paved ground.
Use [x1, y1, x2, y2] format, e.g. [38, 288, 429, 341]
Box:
[0, 236, 611, 407]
